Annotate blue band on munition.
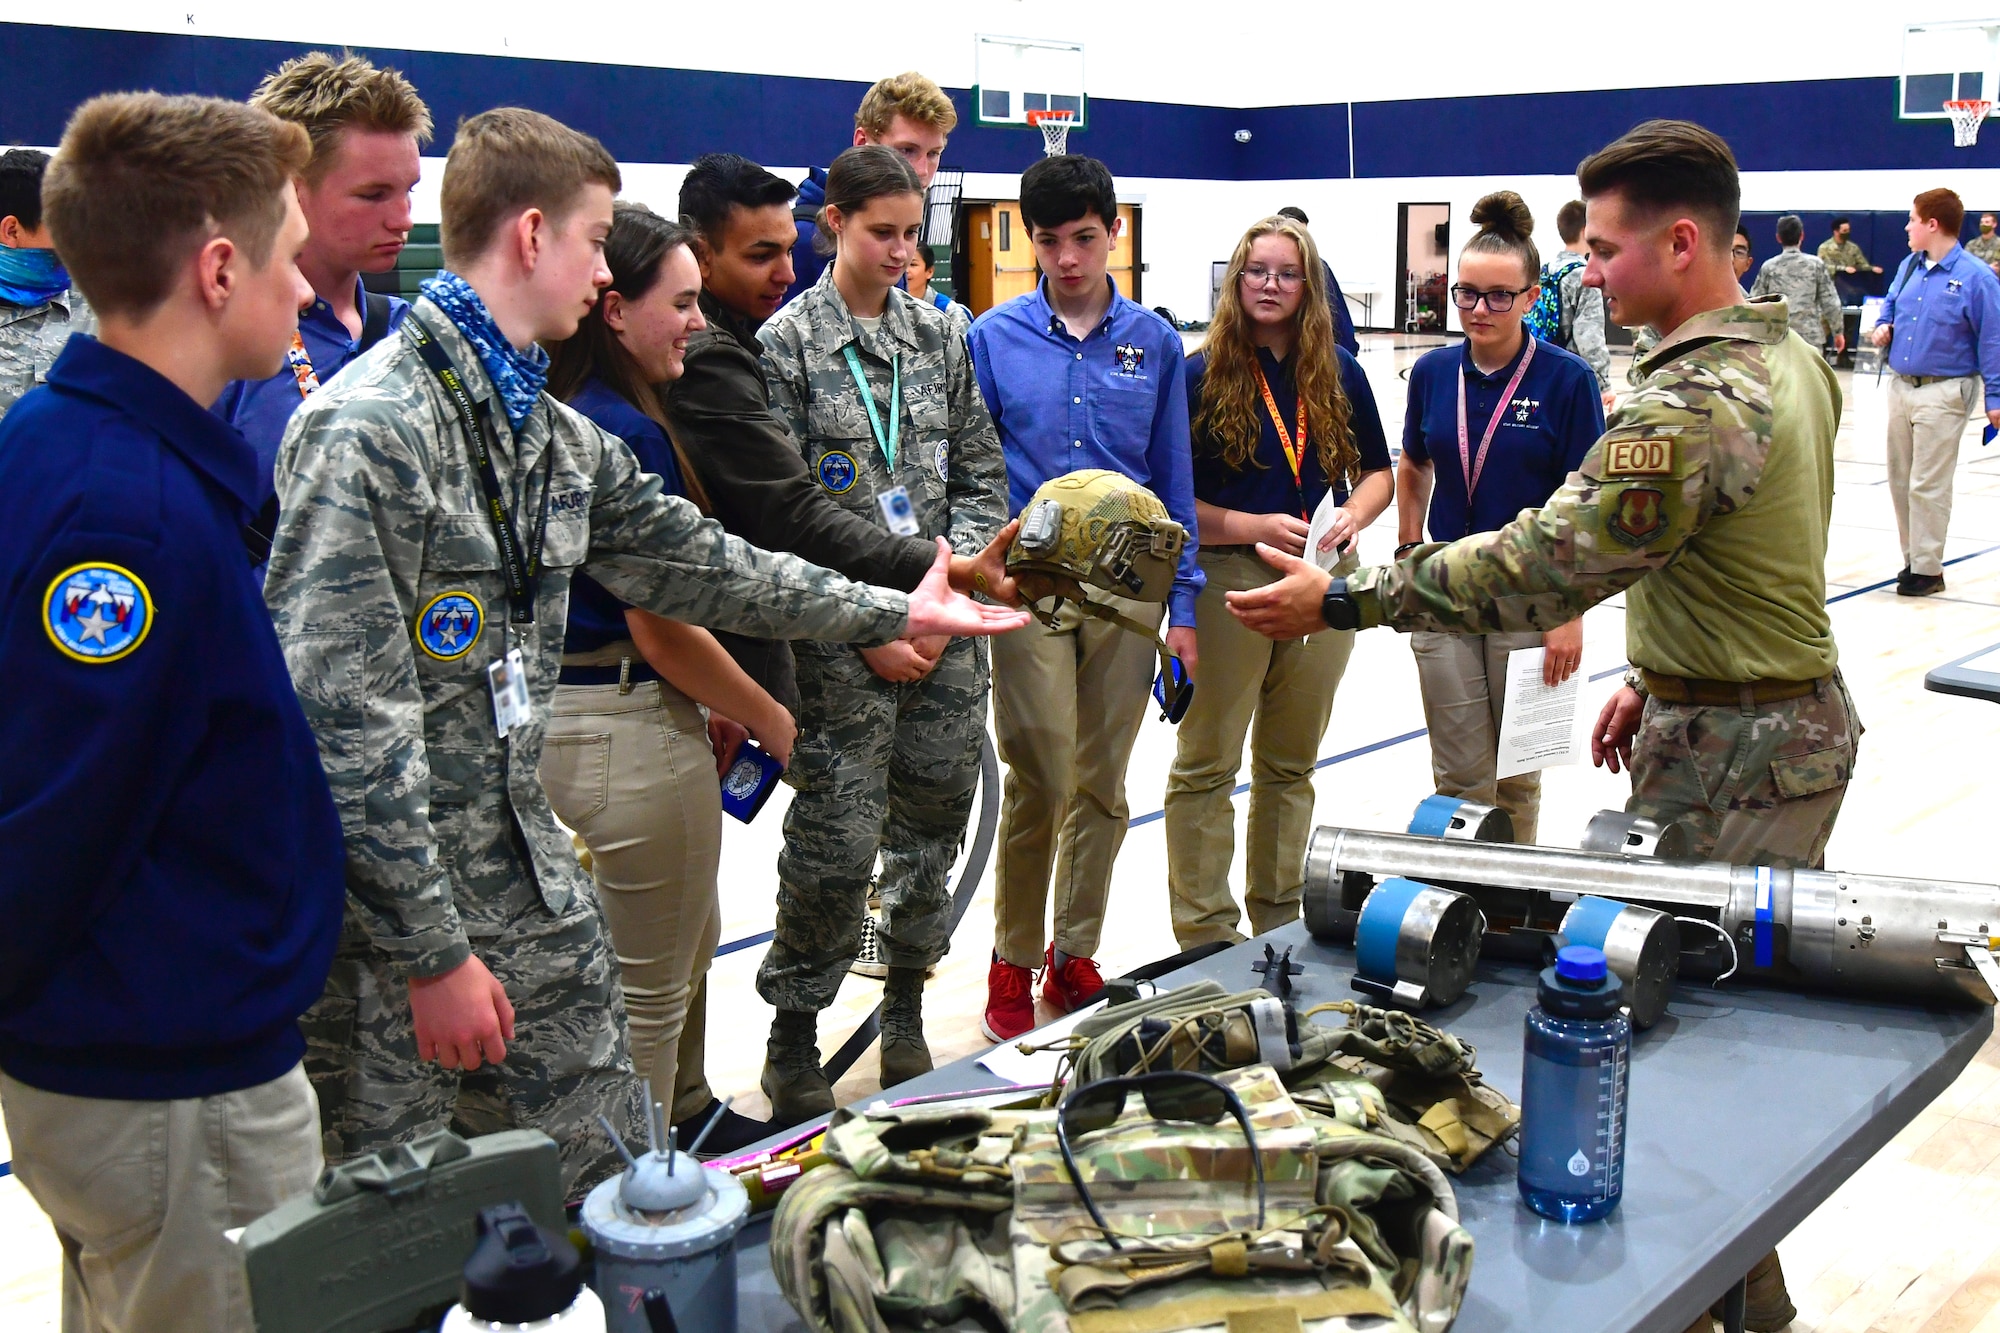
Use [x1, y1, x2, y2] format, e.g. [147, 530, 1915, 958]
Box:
[1355, 877, 1426, 983]
[1563, 895, 1626, 953]
[1407, 794, 1465, 838]
[1754, 867, 1775, 968]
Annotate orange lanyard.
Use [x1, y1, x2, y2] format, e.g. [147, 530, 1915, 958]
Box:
[1254, 366, 1309, 518]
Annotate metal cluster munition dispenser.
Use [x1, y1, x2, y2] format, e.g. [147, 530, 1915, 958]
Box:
[1304, 795, 2000, 1026]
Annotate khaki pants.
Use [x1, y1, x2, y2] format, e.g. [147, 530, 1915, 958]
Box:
[1411, 629, 1545, 843]
[991, 597, 1163, 969]
[1165, 549, 1355, 947]
[1887, 373, 1980, 577]
[542, 670, 722, 1126]
[1, 1063, 321, 1333]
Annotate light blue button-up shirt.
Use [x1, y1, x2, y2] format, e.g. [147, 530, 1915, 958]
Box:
[968, 279, 1202, 625]
[1882, 244, 2000, 408]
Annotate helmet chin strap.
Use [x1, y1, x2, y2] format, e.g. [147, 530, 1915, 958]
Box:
[1020, 580, 1182, 687]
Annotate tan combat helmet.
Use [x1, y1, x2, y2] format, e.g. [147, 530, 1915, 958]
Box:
[1006, 469, 1193, 718]
[1006, 469, 1188, 620]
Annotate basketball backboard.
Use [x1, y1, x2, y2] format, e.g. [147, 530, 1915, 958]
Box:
[1900, 19, 2000, 119]
[973, 34, 1086, 130]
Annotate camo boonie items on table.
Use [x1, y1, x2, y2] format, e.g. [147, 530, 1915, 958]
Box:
[770, 1060, 1474, 1333]
[0, 288, 93, 419]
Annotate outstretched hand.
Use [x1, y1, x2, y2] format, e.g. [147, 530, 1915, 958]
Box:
[1226, 542, 1336, 641]
[949, 519, 1023, 605]
[907, 538, 1033, 640]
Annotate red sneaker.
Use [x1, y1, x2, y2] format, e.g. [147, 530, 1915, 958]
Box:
[981, 956, 1036, 1043]
[1041, 946, 1105, 1014]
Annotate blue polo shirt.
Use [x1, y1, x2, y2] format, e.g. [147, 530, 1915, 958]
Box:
[0, 336, 346, 1100]
[969, 279, 1203, 625]
[1403, 334, 1604, 542]
[1187, 344, 1391, 518]
[1881, 245, 2000, 407]
[213, 276, 409, 506]
[564, 377, 690, 654]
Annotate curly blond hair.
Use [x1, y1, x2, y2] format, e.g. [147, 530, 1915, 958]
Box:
[855, 72, 958, 137]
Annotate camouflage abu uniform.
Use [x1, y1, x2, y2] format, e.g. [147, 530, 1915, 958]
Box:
[0, 285, 93, 420]
[1751, 249, 1844, 346]
[1351, 298, 1858, 869]
[1551, 253, 1612, 392]
[1967, 231, 2000, 270]
[754, 268, 1010, 1011]
[265, 296, 912, 1192]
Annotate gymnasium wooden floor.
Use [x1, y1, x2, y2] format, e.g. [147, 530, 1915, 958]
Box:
[5, 333, 2000, 1330]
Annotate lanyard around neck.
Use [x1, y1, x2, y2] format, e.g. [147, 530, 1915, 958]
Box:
[1456, 335, 1537, 501]
[285, 332, 322, 400]
[406, 316, 552, 625]
[1253, 364, 1310, 518]
[841, 343, 901, 469]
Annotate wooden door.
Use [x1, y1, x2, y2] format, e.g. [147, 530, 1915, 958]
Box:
[960, 201, 1143, 315]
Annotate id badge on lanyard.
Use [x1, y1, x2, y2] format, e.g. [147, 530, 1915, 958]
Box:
[843, 344, 920, 535]
[1457, 336, 1537, 500]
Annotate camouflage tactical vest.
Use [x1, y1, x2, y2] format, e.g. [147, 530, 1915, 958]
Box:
[770, 984, 1497, 1332]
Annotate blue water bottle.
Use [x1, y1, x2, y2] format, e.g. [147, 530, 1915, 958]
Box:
[1518, 944, 1630, 1222]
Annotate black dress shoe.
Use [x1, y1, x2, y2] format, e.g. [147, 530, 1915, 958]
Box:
[1897, 572, 1945, 597]
[673, 1098, 773, 1156]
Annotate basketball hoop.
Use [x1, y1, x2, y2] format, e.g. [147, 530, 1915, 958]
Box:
[1945, 98, 1992, 146]
[1026, 109, 1074, 157]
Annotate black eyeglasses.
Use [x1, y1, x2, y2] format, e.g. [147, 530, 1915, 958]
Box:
[1241, 265, 1305, 291]
[1055, 1070, 1266, 1248]
[1731, 245, 1753, 258]
[1449, 284, 1530, 312]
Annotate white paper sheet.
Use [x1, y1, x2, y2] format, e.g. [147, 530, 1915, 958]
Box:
[1304, 490, 1347, 571]
[974, 999, 1107, 1085]
[1495, 646, 1581, 780]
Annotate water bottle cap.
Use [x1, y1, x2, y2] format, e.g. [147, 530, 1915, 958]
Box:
[1555, 945, 1609, 983]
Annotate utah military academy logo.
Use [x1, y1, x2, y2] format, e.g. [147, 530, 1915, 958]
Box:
[416, 591, 484, 661]
[723, 753, 764, 801]
[1607, 487, 1666, 546]
[44, 562, 153, 664]
[1114, 343, 1146, 377]
[816, 449, 859, 494]
[935, 440, 951, 483]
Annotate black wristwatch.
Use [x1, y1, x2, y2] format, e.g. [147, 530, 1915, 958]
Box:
[1320, 577, 1361, 631]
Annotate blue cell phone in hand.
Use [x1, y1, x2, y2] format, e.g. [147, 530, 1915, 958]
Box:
[720, 740, 786, 823]
[1153, 655, 1193, 724]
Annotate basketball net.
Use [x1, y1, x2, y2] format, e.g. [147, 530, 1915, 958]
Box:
[1027, 109, 1074, 157]
[1946, 98, 1992, 147]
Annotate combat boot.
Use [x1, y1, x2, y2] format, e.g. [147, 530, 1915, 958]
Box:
[879, 966, 933, 1087]
[1741, 1249, 1797, 1332]
[761, 1009, 835, 1127]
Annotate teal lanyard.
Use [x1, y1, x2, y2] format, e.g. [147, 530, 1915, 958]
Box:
[841, 343, 900, 469]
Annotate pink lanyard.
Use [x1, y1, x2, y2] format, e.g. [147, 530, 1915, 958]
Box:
[1456, 335, 1536, 499]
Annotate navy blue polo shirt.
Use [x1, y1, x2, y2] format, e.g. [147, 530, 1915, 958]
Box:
[0, 336, 346, 1100]
[1187, 344, 1391, 518]
[564, 377, 690, 654]
[1403, 334, 1604, 542]
[213, 276, 408, 508]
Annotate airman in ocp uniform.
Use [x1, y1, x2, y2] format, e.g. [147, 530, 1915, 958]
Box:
[1229, 118, 1845, 1333]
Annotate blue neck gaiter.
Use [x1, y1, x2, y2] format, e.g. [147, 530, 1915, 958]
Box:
[419, 270, 549, 430]
[0, 246, 72, 308]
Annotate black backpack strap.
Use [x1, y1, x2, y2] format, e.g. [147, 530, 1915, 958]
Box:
[360, 290, 394, 352]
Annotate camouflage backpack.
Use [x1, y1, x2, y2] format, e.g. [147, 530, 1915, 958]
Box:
[770, 1064, 1474, 1333]
[1523, 255, 1586, 347]
[1058, 980, 1519, 1176]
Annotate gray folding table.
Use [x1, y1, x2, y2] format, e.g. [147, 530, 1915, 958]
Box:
[1925, 643, 2000, 703]
[726, 920, 1991, 1333]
